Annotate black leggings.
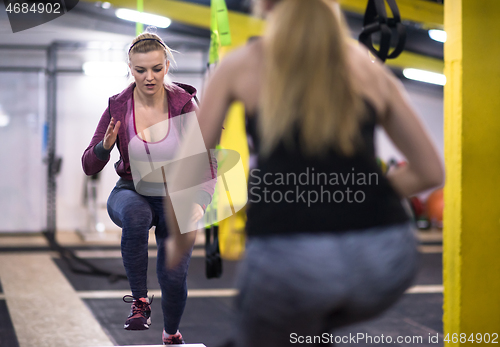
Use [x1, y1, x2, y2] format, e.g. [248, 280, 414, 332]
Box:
[107, 186, 192, 334]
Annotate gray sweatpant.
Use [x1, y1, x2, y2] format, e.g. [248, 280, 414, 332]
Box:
[232, 222, 418, 347]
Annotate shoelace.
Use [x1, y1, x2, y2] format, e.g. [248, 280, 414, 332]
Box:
[123, 294, 154, 304]
[123, 295, 154, 316]
[164, 333, 183, 344]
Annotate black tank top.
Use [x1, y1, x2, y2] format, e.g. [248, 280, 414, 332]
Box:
[245, 102, 409, 237]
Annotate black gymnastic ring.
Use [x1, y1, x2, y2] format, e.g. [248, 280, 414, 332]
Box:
[358, 0, 406, 62]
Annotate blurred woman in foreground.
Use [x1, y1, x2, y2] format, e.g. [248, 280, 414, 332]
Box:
[168, 0, 444, 345]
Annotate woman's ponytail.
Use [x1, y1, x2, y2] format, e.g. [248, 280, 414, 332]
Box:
[259, 0, 364, 157]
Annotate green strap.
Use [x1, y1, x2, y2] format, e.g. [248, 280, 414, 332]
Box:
[209, 1, 220, 65]
[136, 0, 144, 36]
[209, 0, 232, 64]
[215, 0, 231, 46]
[204, 145, 226, 227]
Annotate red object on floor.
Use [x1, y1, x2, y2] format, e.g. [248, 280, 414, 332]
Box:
[410, 196, 425, 218]
[426, 188, 444, 228]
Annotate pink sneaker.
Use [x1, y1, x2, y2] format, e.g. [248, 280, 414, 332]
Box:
[163, 329, 185, 345]
[122, 295, 152, 330]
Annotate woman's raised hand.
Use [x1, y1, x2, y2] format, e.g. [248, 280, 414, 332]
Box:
[190, 203, 205, 225]
[103, 117, 121, 150]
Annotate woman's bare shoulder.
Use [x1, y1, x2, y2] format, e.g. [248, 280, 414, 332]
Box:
[346, 42, 393, 119]
[215, 39, 263, 73]
[210, 40, 263, 107]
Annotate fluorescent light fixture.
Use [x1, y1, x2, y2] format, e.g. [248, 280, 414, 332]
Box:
[0, 105, 9, 127]
[96, 222, 106, 233]
[428, 29, 447, 43]
[83, 61, 129, 77]
[403, 68, 446, 86]
[115, 8, 171, 28]
[0, 114, 9, 127]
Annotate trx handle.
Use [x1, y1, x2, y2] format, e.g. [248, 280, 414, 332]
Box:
[358, 0, 406, 62]
[205, 225, 223, 279]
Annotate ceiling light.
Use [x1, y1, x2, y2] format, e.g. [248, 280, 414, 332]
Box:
[428, 29, 447, 43]
[0, 105, 9, 127]
[96, 222, 106, 232]
[83, 62, 129, 77]
[0, 114, 9, 127]
[101, 2, 111, 9]
[403, 68, 446, 86]
[115, 8, 171, 28]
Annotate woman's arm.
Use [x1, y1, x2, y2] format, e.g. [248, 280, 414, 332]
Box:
[81, 105, 121, 176]
[181, 99, 218, 212]
[165, 53, 238, 268]
[378, 69, 445, 196]
[197, 57, 238, 149]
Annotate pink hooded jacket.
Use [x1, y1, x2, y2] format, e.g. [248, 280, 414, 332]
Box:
[81, 82, 216, 209]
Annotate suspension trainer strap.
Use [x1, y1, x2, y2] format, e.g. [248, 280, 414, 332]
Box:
[358, 0, 406, 62]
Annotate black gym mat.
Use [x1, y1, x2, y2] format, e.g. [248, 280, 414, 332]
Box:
[55, 251, 442, 347]
[0, 300, 20, 347]
[84, 296, 235, 347]
[335, 294, 443, 347]
[85, 293, 443, 347]
[54, 252, 441, 292]
[414, 253, 442, 285]
[53, 256, 241, 291]
[0, 245, 128, 253]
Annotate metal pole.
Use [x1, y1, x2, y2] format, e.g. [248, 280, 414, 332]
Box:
[0, 44, 47, 50]
[0, 67, 46, 73]
[45, 43, 58, 235]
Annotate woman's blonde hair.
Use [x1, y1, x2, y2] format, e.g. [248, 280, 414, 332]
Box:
[259, 0, 365, 157]
[128, 30, 177, 87]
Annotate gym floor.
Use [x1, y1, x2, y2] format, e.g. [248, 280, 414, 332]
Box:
[0, 229, 443, 347]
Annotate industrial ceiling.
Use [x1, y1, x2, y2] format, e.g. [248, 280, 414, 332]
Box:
[0, 0, 445, 73]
